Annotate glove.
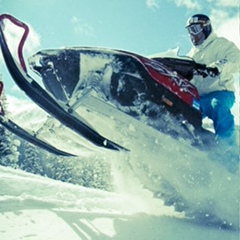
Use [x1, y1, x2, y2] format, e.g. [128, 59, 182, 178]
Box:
[195, 66, 219, 78]
[206, 59, 228, 77]
[205, 66, 219, 78]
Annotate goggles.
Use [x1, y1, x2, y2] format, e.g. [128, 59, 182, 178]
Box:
[187, 24, 203, 35]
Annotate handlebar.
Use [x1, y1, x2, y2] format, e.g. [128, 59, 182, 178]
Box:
[0, 14, 29, 72]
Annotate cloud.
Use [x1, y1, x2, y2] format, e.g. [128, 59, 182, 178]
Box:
[146, 0, 160, 9]
[174, 0, 201, 10]
[71, 16, 94, 37]
[173, 0, 239, 10]
[210, 11, 239, 48]
[215, 0, 239, 7]
[0, 20, 41, 63]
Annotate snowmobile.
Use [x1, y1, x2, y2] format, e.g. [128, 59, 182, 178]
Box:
[0, 14, 215, 154]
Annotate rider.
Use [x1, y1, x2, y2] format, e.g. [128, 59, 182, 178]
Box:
[186, 14, 240, 146]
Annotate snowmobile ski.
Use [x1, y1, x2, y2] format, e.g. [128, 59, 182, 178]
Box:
[0, 80, 75, 156]
[0, 115, 75, 157]
[0, 14, 127, 152]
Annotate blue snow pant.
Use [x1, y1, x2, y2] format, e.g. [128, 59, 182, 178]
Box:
[200, 91, 235, 141]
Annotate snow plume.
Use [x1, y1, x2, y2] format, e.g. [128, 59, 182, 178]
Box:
[0, 165, 238, 240]
[1, 87, 240, 237]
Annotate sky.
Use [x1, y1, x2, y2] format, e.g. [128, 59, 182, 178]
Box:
[0, 0, 239, 118]
[0, 0, 239, 55]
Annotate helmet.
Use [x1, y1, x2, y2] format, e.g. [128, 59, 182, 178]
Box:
[186, 14, 212, 39]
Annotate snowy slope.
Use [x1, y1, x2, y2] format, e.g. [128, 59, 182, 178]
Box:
[0, 165, 239, 240]
[2, 95, 239, 239]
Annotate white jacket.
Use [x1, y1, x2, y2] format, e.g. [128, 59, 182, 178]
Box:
[188, 33, 240, 96]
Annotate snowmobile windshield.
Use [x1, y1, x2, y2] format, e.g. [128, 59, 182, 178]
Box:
[187, 24, 203, 35]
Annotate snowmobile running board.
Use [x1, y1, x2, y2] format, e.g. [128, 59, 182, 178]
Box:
[0, 14, 127, 152]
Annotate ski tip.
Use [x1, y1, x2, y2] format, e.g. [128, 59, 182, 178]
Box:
[104, 140, 130, 152]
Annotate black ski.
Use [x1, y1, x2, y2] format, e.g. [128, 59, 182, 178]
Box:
[0, 116, 75, 156]
[0, 21, 126, 152]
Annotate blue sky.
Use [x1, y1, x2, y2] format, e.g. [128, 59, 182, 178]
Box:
[0, 0, 239, 119]
[1, 0, 239, 56]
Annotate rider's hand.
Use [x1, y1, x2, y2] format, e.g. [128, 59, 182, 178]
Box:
[205, 66, 219, 77]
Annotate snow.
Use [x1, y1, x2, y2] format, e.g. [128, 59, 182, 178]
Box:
[0, 166, 238, 240]
[1, 95, 239, 240]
